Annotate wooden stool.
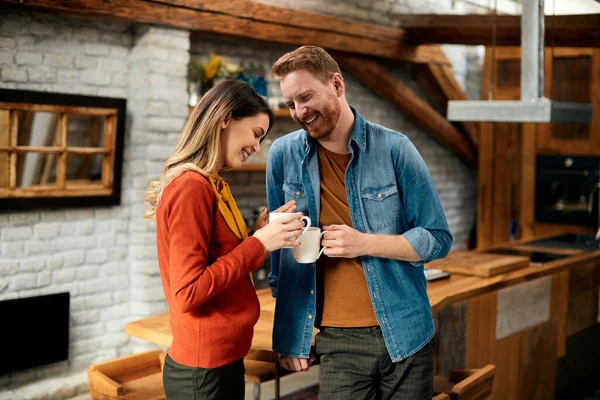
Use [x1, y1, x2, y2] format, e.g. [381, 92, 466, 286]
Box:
[433, 364, 496, 400]
[244, 359, 293, 400]
[87, 349, 166, 400]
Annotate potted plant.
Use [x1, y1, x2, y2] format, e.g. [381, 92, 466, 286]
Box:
[188, 59, 205, 107]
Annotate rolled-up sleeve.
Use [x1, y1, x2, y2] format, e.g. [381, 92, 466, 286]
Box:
[395, 137, 452, 266]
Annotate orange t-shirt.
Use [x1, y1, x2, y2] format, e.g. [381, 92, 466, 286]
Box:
[316, 144, 378, 327]
[156, 171, 265, 368]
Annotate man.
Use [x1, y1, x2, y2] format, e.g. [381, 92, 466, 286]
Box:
[266, 45, 452, 400]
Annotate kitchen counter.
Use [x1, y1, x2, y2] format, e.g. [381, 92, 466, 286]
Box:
[427, 234, 600, 312]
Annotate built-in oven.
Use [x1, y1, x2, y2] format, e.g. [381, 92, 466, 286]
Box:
[535, 155, 600, 226]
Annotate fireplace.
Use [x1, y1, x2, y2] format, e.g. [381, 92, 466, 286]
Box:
[0, 292, 70, 375]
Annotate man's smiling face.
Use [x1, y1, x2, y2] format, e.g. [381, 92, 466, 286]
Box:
[280, 69, 342, 140]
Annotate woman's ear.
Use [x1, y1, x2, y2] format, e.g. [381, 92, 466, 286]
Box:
[221, 113, 231, 130]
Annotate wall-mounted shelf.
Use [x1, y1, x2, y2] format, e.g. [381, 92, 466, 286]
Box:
[188, 106, 292, 120]
[272, 108, 291, 119]
[227, 163, 266, 172]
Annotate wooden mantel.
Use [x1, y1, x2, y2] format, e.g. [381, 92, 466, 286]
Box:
[1, 0, 449, 65]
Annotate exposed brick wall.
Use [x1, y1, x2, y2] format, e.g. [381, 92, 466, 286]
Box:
[0, 10, 187, 397]
[0, 9, 134, 394]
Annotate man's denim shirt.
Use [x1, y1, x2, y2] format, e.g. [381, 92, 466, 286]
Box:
[265, 108, 452, 362]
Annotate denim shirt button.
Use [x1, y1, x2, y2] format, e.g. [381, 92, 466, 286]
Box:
[308, 315, 313, 319]
[296, 191, 301, 196]
[310, 290, 314, 294]
[377, 193, 382, 199]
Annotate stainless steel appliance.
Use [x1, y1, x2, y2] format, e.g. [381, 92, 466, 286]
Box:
[535, 155, 600, 226]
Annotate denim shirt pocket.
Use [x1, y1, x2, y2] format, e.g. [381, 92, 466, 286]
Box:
[282, 181, 308, 213]
[360, 182, 400, 231]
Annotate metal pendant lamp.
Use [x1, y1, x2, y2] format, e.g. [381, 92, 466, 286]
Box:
[447, 0, 593, 123]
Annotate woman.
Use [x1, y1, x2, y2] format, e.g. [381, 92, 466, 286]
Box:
[145, 80, 304, 399]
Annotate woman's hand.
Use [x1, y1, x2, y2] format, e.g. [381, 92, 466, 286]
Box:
[253, 211, 305, 252]
[253, 200, 297, 232]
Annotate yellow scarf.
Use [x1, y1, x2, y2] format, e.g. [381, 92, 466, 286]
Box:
[208, 173, 254, 285]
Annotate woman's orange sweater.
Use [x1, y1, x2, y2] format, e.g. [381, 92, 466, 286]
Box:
[156, 171, 265, 368]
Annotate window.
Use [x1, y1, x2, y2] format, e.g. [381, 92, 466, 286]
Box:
[0, 89, 126, 210]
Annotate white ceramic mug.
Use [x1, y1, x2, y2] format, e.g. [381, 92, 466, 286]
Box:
[292, 227, 326, 263]
[269, 212, 311, 249]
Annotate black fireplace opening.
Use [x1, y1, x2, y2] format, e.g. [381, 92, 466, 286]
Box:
[0, 292, 70, 375]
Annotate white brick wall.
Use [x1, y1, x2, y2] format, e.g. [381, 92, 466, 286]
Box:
[0, 0, 478, 397]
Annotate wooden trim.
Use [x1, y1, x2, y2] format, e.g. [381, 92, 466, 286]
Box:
[55, 114, 67, 189]
[592, 49, 600, 153]
[550, 48, 594, 58]
[550, 270, 569, 358]
[476, 123, 494, 250]
[0, 146, 110, 154]
[0, 110, 8, 189]
[394, 14, 600, 48]
[0, 185, 112, 198]
[8, 110, 17, 190]
[519, 123, 536, 240]
[335, 54, 475, 167]
[0, 102, 118, 116]
[102, 115, 116, 188]
[0, 0, 449, 65]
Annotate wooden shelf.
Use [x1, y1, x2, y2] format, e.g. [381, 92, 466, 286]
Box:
[227, 163, 266, 172]
[271, 108, 291, 118]
[188, 106, 292, 120]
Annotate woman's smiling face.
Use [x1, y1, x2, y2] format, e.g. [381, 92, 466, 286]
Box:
[220, 112, 270, 169]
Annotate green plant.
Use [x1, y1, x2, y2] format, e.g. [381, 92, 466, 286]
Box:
[188, 60, 205, 83]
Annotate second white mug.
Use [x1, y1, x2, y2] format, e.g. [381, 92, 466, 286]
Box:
[292, 227, 326, 263]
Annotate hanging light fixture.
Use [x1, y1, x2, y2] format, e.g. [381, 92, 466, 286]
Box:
[447, 0, 593, 123]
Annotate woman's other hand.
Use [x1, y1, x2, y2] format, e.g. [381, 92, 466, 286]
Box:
[253, 211, 305, 252]
[252, 200, 297, 231]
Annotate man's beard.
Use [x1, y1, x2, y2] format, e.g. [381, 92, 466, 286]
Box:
[304, 98, 341, 140]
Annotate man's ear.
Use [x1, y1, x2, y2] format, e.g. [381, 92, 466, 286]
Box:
[331, 73, 344, 97]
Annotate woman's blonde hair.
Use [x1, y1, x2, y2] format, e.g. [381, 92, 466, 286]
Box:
[145, 80, 273, 219]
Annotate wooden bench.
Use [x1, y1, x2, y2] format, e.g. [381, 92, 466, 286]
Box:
[433, 364, 496, 400]
[89, 350, 294, 400]
[87, 349, 166, 400]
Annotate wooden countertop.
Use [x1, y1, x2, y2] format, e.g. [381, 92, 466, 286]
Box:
[125, 234, 600, 362]
[428, 234, 600, 312]
[126, 289, 280, 363]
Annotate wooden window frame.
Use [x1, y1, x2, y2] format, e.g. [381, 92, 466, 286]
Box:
[0, 89, 126, 210]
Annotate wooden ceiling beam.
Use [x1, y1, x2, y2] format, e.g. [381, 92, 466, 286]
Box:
[334, 53, 476, 168]
[416, 64, 478, 148]
[395, 14, 600, 48]
[1, 0, 450, 65]
[152, 0, 405, 43]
